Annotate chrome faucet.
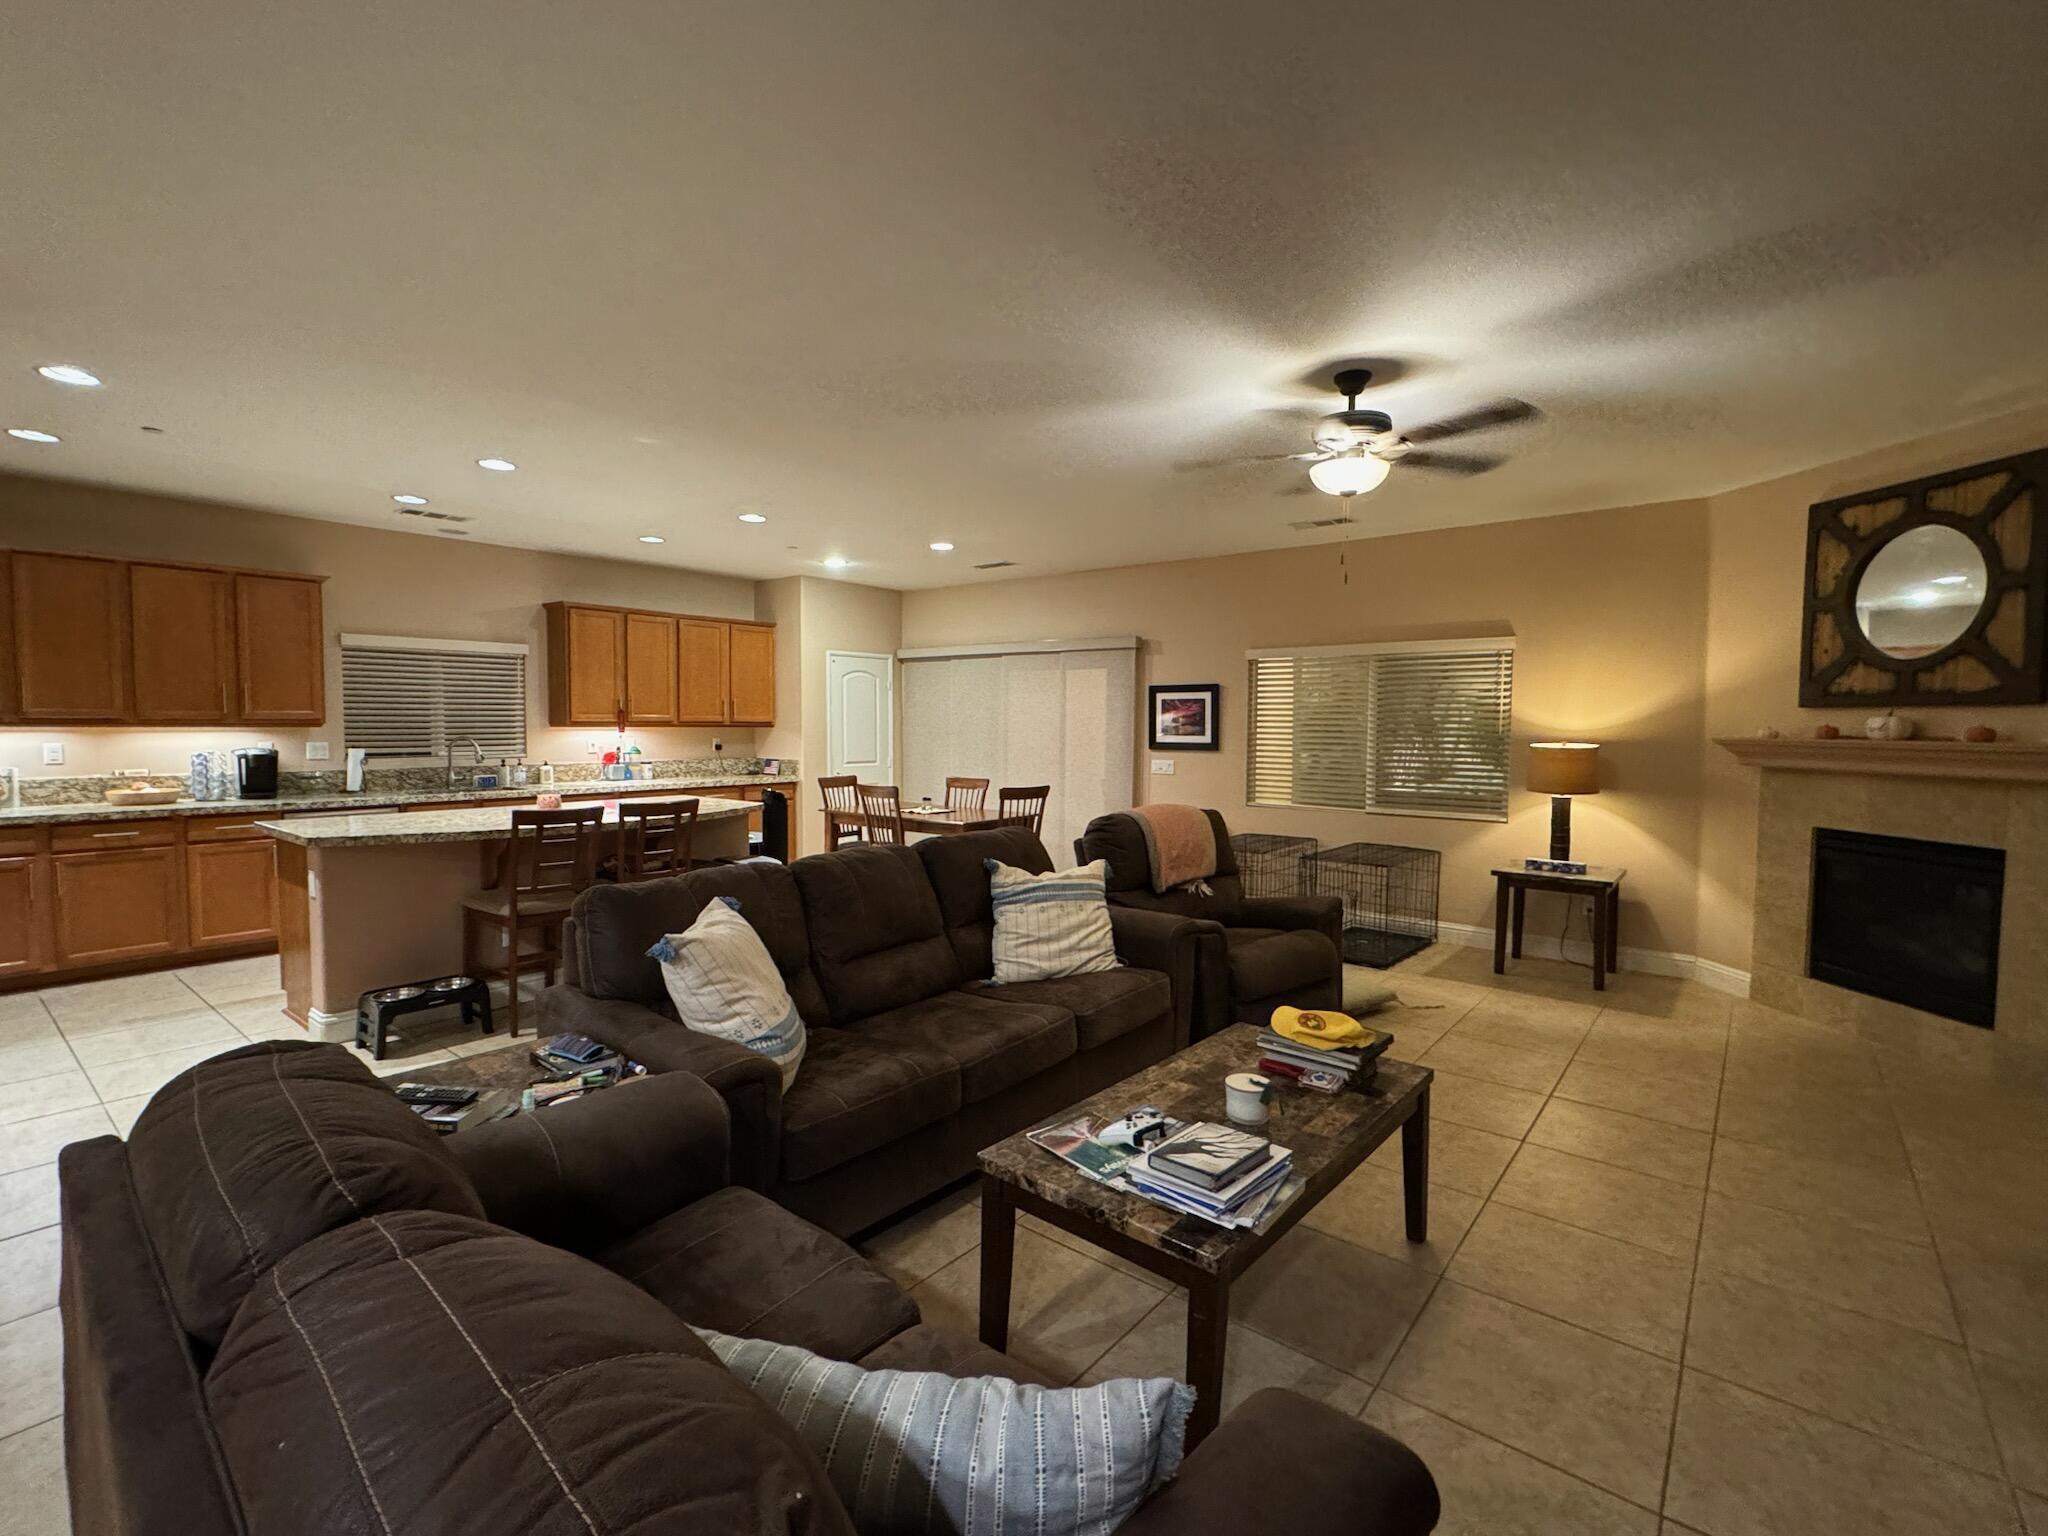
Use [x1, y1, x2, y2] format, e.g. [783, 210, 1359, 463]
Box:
[445, 737, 486, 787]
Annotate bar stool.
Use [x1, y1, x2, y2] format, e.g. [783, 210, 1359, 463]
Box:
[616, 797, 700, 881]
[462, 805, 603, 1035]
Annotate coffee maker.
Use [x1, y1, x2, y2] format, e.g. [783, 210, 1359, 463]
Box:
[234, 747, 280, 799]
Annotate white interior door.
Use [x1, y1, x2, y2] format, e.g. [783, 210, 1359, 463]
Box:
[826, 651, 894, 784]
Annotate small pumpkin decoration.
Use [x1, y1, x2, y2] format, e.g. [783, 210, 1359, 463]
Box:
[1865, 711, 1915, 741]
[1814, 724, 1841, 740]
[1965, 725, 1998, 743]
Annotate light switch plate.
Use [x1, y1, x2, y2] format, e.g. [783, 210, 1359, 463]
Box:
[304, 741, 331, 760]
[1150, 758, 1175, 775]
[41, 742, 64, 766]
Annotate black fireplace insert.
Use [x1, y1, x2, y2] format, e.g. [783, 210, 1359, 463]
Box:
[1808, 827, 2003, 1028]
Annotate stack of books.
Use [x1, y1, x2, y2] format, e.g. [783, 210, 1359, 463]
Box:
[1256, 1028, 1361, 1093]
[1126, 1122, 1293, 1229]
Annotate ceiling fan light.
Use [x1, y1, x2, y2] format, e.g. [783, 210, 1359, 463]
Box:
[1308, 452, 1390, 497]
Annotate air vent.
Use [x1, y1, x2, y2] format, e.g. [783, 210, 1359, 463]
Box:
[1287, 514, 1357, 531]
[972, 559, 1017, 570]
[395, 506, 474, 524]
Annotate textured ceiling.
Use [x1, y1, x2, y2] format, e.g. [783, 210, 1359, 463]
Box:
[3, 0, 2046, 589]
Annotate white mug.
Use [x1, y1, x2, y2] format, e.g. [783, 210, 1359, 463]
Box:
[1224, 1072, 1271, 1126]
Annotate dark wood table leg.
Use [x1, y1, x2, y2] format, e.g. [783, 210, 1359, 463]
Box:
[978, 1175, 1015, 1353]
[1492, 877, 1510, 974]
[1401, 1087, 1430, 1242]
[1510, 885, 1526, 959]
[1184, 1275, 1230, 1451]
[1590, 889, 1608, 991]
[1606, 887, 1620, 972]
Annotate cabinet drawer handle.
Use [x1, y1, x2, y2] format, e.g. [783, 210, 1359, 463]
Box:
[91, 830, 142, 839]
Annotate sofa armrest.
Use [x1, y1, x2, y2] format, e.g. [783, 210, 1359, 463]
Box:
[1120, 1389, 1440, 1536]
[1237, 894, 1343, 945]
[450, 1072, 731, 1255]
[1108, 907, 1206, 1050]
[539, 986, 782, 1191]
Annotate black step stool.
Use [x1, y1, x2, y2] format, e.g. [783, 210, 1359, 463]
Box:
[355, 975, 494, 1061]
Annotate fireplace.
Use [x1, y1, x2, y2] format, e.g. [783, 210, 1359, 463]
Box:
[1808, 828, 2005, 1028]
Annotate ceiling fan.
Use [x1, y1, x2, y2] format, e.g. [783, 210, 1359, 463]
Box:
[1195, 368, 1539, 497]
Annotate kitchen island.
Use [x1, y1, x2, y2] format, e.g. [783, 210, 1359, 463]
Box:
[259, 797, 754, 1032]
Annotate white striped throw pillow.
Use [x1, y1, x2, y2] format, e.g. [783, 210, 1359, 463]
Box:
[646, 897, 806, 1088]
[696, 1326, 1192, 1535]
[985, 859, 1118, 985]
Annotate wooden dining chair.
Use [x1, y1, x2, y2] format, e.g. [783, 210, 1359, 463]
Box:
[944, 776, 990, 813]
[616, 797, 700, 881]
[856, 784, 907, 845]
[997, 785, 1051, 835]
[819, 775, 864, 848]
[462, 805, 603, 1035]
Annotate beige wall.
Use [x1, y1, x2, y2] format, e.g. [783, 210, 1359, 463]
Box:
[783, 576, 903, 827]
[1696, 405, 2048, 972]
[0, 473, 769, 778]
[903, 500, 1713, 957]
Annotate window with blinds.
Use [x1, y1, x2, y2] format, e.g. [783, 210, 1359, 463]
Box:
[1246, 640, 1515, 820]
[340, 634, 529, 759]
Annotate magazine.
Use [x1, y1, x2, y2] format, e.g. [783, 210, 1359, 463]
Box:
[1026, 1111, 1300, 1232]
[1026, 1112, 1183, 1183]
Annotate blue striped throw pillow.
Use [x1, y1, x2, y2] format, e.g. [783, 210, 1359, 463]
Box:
[647, 896, 806, 1088]
[695, 1326, 1192, 1535]
[985, 859, 1118, 984]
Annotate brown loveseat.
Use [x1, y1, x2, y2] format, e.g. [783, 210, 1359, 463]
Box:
[1077, 809, 1344, 1039]
[542, 825, 1206, 1236]
[61, 1039, 1442, 1536]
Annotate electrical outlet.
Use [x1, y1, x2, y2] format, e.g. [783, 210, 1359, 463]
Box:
[712, 738, 724, 753]
[41, 742, 64, 766]
[307, 870, 320, 900]
[586, 738, 606, 755]
[1150, 758, 1176, 775]
[304, 741, 331, 760]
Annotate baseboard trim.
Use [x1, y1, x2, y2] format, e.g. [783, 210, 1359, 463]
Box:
[304, 1006, 356, 1043]
[1433, 920, 1751, 997]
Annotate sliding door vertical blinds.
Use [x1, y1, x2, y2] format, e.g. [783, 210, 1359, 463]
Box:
[340, 634, 529, 758]
[1247, 643, 1514, 820]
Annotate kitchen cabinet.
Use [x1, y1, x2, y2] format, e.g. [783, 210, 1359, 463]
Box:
[131, 563, 235, 723]
[235, 574, 326, 723]
[546, 604, 627, 726]
[8, 551, 129, 720]
[186, 837, 278, 950]
[0, 855, 47, 978]
[727, 622, 776, 725]
[623, 611, 679, 724]
[50, 844, 184, 967]
[677, 619, 729, 725]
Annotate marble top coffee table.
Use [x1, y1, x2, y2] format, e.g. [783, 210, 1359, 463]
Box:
[977, 1023, 1431, 1448]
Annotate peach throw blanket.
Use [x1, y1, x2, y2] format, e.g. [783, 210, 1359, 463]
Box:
[1132, 804, 1217, 894]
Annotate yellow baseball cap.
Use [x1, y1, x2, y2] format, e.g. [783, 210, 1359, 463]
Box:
[1270, 1006, 1377, 1050]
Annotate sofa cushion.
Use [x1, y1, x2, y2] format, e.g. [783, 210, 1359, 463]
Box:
[125, 1040, 483, 1349]
[858, 1322, 1060, 1387]
[791, 843, 964, 1021]
[1078, 809, 1245, 918]
[915, 826, 1054, 977]
[207, 1209, 851, 1536]
[1225, 926, 1337, 1003]
[855, 990, 1076, 1104]
[598, 1185, 917, 1359]
[969, 966, 1172, 1051]
[572, 859, 830, 1027]
[780, 1025, 962, 1183]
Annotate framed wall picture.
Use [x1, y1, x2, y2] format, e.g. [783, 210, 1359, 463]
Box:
[1148, 683, 1219, 750]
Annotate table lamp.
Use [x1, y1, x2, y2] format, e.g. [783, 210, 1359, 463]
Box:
[1527, 741, 1600, 861]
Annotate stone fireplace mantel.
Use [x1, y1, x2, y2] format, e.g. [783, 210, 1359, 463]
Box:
[1716, 737, 2048, 783]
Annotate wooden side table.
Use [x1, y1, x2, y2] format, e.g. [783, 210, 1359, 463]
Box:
[1490, 864, 1626, 990]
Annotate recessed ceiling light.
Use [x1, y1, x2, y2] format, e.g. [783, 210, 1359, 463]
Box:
[392, 493, 429, 506]
[476, 457, 517, 472]
[737, 512, 768, 524]
[822, 555, 851, 570]
[6, 428, 60, 443]
[638, 534, 666, 544]
[36, 364, 100, 387]
[929, 541, 955, 552]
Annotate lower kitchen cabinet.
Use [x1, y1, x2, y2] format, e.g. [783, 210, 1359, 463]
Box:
[0, 856, 46, 977]
[50, 845, 185, 968]
[186, 837, 278, 950]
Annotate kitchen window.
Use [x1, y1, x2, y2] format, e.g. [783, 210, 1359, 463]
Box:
[340, 633, 529, 760]
[1245, 638, 1516, 821]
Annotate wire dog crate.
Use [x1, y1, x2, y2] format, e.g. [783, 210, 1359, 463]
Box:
[1229, 833, 1319, 898]
[1304, 842, 1441, 968]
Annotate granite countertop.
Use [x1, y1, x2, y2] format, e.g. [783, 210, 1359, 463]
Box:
[0, 773, 799, 828]
[260, 795, 758, 847]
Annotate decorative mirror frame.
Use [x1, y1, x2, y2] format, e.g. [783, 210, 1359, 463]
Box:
[1800, 447, 2048, 708]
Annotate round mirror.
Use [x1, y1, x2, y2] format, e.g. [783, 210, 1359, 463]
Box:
[1854, 525, 1988, 659]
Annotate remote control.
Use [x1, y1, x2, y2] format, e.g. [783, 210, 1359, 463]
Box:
[395, 1084, 479, 1106]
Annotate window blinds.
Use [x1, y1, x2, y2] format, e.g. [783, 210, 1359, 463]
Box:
[340, 634, 529, 759]
[1246, 641, 1515, 821]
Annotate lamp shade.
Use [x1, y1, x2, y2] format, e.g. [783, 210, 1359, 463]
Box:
[1308, 452, 1392, 497]
[1528, 741, 1600, 796]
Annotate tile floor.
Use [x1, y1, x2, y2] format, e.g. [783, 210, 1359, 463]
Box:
[1, 947, 2045, 1534]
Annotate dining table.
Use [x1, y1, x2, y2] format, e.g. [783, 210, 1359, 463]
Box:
[823, 804, 1017, 846]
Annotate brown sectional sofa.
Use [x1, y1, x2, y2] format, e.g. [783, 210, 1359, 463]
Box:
[542, 825, 1208, 1236]
[60, 1039, 1442, 1536]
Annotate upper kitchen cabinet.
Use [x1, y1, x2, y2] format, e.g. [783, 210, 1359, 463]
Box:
[544, 601, 774, 727]
[234, 574, 327, 723]
[676, 618, 729, 725]
[131, 562, 235, 723]
[623, 611, 679, 724]
[727, 621, 776, 725]
[545, 603, 626, 725]
[8, 551, 130, 720]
